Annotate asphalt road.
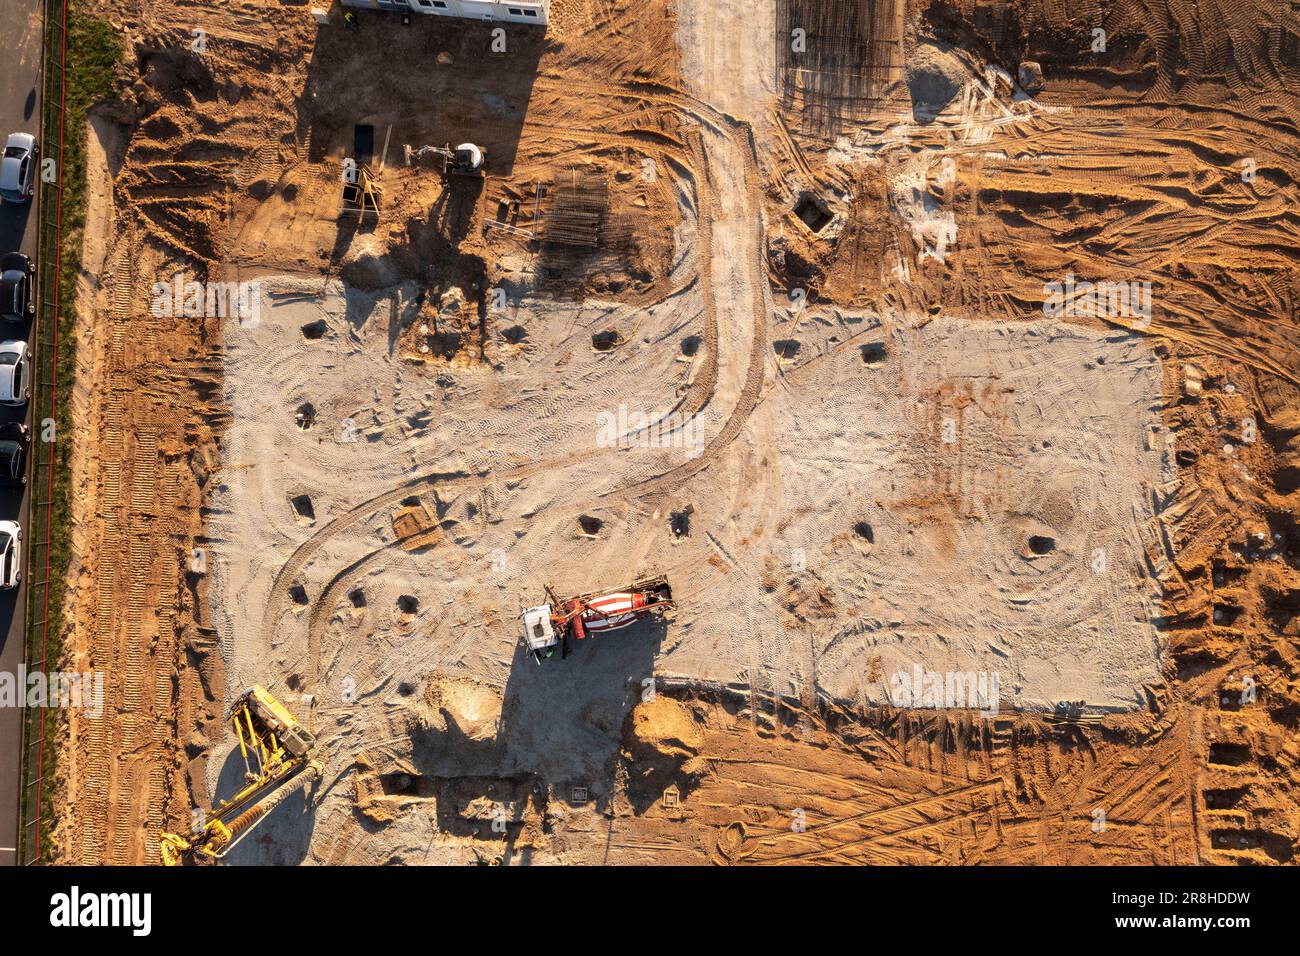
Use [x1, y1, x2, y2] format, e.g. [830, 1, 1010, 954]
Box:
[0, 0, 44, 866]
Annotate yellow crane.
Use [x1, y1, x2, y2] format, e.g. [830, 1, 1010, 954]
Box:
[160, 686, 321, 866]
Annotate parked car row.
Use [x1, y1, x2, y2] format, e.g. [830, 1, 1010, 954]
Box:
[0, 130, 37, 589]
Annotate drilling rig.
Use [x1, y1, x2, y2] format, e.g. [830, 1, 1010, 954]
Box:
[160, 686, 321, 865]
[521, 575, 674, 662]
[404, 141, 486, 178]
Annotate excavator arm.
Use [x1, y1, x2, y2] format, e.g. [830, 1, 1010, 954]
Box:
[161, 686, 320, 866]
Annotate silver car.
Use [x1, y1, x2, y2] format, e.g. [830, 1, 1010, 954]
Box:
[0, 132, 38, 203]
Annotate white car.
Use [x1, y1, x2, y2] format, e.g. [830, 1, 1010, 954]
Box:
[0, 339, 29, 405]
[0, 520, 20, 589]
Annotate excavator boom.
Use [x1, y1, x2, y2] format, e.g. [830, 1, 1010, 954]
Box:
[160, 686, 319, 865]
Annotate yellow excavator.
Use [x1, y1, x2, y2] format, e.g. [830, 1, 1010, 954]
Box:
[161, 686, 321, 866]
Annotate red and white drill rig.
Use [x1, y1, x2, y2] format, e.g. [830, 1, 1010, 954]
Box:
[521, 574, 674, 663]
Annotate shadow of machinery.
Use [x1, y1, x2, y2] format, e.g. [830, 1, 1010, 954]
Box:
[493, 612, 704, 821]
[332, 616, 667, 864]
[299, 11, 546, 181]
[211, 744, 317, 866]
[209, 613, 668, 863]
[496, 613, 665, 788]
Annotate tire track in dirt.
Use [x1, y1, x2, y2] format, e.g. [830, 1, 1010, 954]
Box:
[267, 94, 773, 682]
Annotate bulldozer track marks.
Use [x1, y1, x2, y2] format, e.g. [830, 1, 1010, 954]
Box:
[263, 77, 775, 693]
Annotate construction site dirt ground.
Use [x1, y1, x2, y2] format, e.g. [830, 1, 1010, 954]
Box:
[50, 0, 1300, 865]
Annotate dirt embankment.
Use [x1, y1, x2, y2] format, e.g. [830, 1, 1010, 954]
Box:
[53, 6, 316, 864]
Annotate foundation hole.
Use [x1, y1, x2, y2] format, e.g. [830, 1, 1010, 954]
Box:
[290, 494, 316, 525]
[1028, 535, 1055, 556]
[773, 339, 801, 361]
[591, 330, 620, 351]
[295, 403, 316, 431]
[1204, 787, 1248, 810]
[380, 772, 424, 796]
[301, 319, 329, 340]
[1213, 603, 1243, 626]
[794, 193, 832, 232]
[1208, 742, 1251, 766]
[578, 514, 604, 537]
[860, 342, 886, 366]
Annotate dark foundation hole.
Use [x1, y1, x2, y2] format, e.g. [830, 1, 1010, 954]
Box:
[1028, 535, 1055, 555]
[794, 193, 832, 232]
[592, 330, 620, 351]
[1176, 449, 1198, 467]
[1208, 742, 1252, 766]
[348, 589, 367, 609]
[1203, 787, 1248, 810]
[1219, 685, 1248, 711]
[1213, 559, 1248, 586]
[401, 495, 422, 508]
[1213, 603, 1243, 626]
[578, 514, 603, 537]
[1263, 587, 1300, 630]
[860, 342, 886, 365]
[380, 772, 424, 796]
[502, 325, 527, 345]
[289, 584, 309, 606]
[290, 494, 316, 524]
[428, 329, 463, 359]
[1210, 829, 1263, 851]
[397, 681, 416, 697]
[301, 319, 329, 340]
[397, 595, 419, 617]
[1207, 828, 1294, 861]
[773, 339, 801, 361]
[295, 403, 316, 431]
[853, 521, 874, 544]
[286, 674, 302, 691]
[670, 506, 693, 538]
[680, 335, 702, 357]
